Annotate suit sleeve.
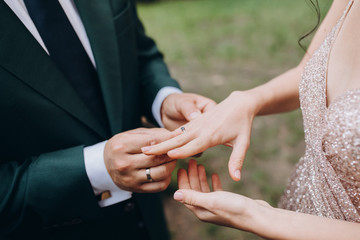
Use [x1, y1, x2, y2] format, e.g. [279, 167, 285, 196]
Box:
[130, 0, 181, 124]
[0, 146, 103, 236]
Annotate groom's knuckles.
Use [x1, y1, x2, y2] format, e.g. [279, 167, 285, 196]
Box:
[150, 161, 176, 181]
[147, 131, 174, 146]
[124, 128, 171, 150]
[203, 99, 217, 112]
[145, 139, 177, 155]
[108, 133, 147, 154]
[178, 97, 198, 117]
[144, 154, 172, 168]
[139, 180, 170, 193]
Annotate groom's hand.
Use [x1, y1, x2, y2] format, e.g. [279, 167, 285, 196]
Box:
[104, 128, 176, 193]
[161, 93, 216, 131]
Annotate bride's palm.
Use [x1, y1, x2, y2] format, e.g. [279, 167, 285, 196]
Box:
[174, 160, 273, 231]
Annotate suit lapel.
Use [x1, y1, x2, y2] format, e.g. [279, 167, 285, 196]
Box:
[0, 2, 109, 139]
[74, 0, 124, 134]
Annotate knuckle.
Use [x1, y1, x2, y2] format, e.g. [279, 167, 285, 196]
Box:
[164, 177, 171, 186]
[114, 161, 131, 172]
[183, 194, 194, 206]
[114, 143, 126, 152]
[125, 176, 135, 185]
[126, 179, 140, 190]
[193, 140, 202, 148]
[148, 139, 157, 146]
[206, 133, 218, 147]
[146, 136, 158, 146]
[169, 161, 177, 171]
[157, 154, 169, 162]
[175, 136, 186, 145]
[137, 184, 147, 192]
[159, 181, 170, 191]
[119, 175, 131, 186]
[109, 140, 126, 153]
[158, 166, 169, 177]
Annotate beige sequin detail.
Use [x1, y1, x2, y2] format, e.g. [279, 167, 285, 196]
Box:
[279, 0, 360, 222]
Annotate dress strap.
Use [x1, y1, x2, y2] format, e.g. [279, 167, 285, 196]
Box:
[327, 0, 354, 50]
[338, 0, 354, 26]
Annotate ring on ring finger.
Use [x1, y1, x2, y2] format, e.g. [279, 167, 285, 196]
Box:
[145, 168, 153, 182]
[180, 126, 186, 133]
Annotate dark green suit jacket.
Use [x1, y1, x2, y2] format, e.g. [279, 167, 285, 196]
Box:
[0, 0, 180, 239]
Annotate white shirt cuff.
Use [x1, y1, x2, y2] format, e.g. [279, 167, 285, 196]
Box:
[84, 141, 132, 207]
[152, 86, 183, 127]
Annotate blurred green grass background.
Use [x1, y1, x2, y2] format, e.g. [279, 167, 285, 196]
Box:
[137, 0, 330, 239]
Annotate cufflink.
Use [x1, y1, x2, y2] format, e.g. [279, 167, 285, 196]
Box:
[101, 191, 111, 201]
[96, 191, 111, 201]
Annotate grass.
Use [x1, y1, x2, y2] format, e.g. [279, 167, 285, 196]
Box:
[137, 0, 330, 239]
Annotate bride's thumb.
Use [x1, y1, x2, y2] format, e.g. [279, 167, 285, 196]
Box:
[228, 140, 249, 181]
[174, 190, 208, 208]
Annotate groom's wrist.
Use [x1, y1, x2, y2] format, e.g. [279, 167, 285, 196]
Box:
[152, 86, 183, 127]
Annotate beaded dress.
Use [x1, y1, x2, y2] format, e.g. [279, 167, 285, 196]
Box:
[279, 0, 360, 222]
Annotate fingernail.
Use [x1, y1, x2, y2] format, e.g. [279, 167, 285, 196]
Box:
[234, 170, 241, 180]
[173, 191, 183, 201]
[168, 149, 177, 156]
[189, 111, 200, 120]
[141, 146, 151, 152]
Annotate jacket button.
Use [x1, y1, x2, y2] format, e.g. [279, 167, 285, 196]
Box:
[123, 202, 135, 212]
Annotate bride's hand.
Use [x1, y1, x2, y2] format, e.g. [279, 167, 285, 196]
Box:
[142, 91, 259, 181]
[174, 159, 273, 231]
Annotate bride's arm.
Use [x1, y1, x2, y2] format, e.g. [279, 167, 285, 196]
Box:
[142, 0, 350, 181]
[174, 160, 360, 240]
[261, 206, 360, 240]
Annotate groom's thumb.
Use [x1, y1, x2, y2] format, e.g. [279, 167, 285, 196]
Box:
[177, 100, 201, 121]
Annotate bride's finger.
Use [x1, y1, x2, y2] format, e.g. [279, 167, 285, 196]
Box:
[141, 128, 191, 156]
[188, 159, 201, 191]
[178, 168, 191, 189]
[167, 138, 210, 159]
[211, 173, 223, 191]
[198, 164, 210, 193]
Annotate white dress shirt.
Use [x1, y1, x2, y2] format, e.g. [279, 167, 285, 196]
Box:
[5, 0, 182, 207]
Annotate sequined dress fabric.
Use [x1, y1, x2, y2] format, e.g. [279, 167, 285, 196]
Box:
[278, 0, 360, 222]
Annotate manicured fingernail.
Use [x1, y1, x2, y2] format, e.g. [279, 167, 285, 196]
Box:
[168, 149, 178, 156]
[234, 170, 241, 180]
[141, 146, 151, 152]
[189, 111, 200, 120]
[173, 191, 183, 201]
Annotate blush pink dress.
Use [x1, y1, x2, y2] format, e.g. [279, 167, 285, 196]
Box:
[279, 0, 360, 222]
